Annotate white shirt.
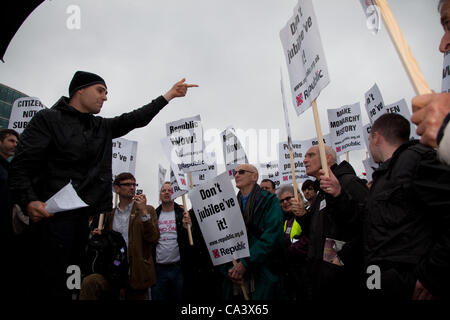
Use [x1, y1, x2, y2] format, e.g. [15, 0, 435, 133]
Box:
[112, 202, 134, 248]
[156, 210, 180, 264]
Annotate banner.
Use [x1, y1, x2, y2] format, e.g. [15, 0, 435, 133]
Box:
[327, 103, 364, 156]
[443, 52, 450, 93]
[8, 97, 46, 134]
[112, 138, 137, 182]
[166, 115, 207, 172]
[259, 161, 280, 189]
[280, 0, 330, 116]
[189, 172, 250, 266]
[221, 126, 248, 177]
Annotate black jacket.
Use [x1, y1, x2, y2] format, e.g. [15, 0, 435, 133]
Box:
[364, 141, 450, 298]
[307, 160, 369, 299]
[9, 95, 167, 215]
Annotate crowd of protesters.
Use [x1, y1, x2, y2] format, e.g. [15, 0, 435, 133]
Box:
[1, 0, 450, 302]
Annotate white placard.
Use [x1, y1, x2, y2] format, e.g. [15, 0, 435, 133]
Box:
[302, 134, 331, 151]
[190, 151, 218, 188]
[362, 156, 379, 182]
[259, 161, 280, 189]
[112, 138, 138, 182]
[278, 140, 309, 186]
[8, 97, 46, 134]
[221, 126, 248, 178]
[165, 115, 207, 172]
[363, 123, 372, 149]
[189, 172, 250, 266]
[170, 169, 188, 200]
[364, 83, 385, 123]
[359, 0, 381, 35]
[280, 0, 330, 116]
[161, 136, 189, 192]
[327, 103, 364, 156]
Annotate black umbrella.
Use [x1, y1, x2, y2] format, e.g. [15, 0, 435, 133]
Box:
[1, 0, 45, 62]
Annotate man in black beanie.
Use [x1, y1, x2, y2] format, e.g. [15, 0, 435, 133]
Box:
[8, 71, 197, 299]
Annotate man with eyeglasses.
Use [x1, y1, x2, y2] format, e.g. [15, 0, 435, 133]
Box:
[221, 164, 284, 300]
[303, 145, 368, 300]
[8, 71, 198, 299]
[80, 172, 159, 300]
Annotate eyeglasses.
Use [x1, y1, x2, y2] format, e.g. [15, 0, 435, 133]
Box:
[118, 183, 138, 187]
[279, 196, 293, 204]
[234, 169, 255, 176]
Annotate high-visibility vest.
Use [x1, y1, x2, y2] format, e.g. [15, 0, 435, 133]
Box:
[284, 218, 302, 241]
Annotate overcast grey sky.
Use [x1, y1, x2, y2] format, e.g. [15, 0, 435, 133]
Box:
[0, 0, 443, 206]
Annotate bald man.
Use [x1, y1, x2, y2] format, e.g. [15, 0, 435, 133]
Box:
[303, 145, 368, 300]
[221, 164, 284, 300]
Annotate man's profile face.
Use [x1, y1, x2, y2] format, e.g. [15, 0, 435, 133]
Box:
[78, 84, 108, 114]
[0, 134, 18, 159]
[440, 0, 450, 53]
[304, 146, 322, 178]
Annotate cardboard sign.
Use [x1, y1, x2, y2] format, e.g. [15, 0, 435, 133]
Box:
[8, 97, 46, 134]
[221, 126, 248, 178]
[189, 172, 250, 266]
[327, 103, 365, 156]
[280, 0, 330, 116]
[112, 137, 137, 182]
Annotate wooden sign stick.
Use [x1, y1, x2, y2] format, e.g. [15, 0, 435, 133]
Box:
[232, 260, 250, 300]
[312, 100, 330, 177]
[374, 0, 432, 95]
[289, 147, 300, 200]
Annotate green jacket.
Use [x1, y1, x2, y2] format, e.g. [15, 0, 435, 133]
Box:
[220, 187, 284, 300]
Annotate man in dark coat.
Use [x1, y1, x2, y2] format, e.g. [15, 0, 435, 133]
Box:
[325, 114, 450, 300]
[303, 144, 368, 300]
[8, 71, 197, 299]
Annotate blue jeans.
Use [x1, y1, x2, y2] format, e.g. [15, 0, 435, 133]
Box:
[152, 263, 184, 301]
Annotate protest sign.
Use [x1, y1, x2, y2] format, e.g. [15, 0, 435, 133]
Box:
[302, 134, 331, 151]
[190, 151, 218, 188]
[280, 70, 293, 147]
[259, 161, 280, 189]
[189, 172, 250, 266]
[364, 83, 385, 123]
[8, 97, 45, 134]
[221, 126, 248, 177]
[362, 156, 379, 182]
[166, 115, 207, 173]
[327, 103, 364, 156]
[362, 123, 372, 150]
[280, 0, 330, 116]
[278, 140, 308, 186]
[443, 51, 450, 93]
[169, 169, 188, 201]
[161, 136, 189, 191]
[359, 0, 381, 35]
[112, 138, 137, 182]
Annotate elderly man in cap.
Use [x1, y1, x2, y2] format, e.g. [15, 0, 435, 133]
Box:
[9, 71, 198, 299]
[220, 163, 284, 300]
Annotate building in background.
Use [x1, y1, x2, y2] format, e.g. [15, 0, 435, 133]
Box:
[0, 83, 27, 128]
